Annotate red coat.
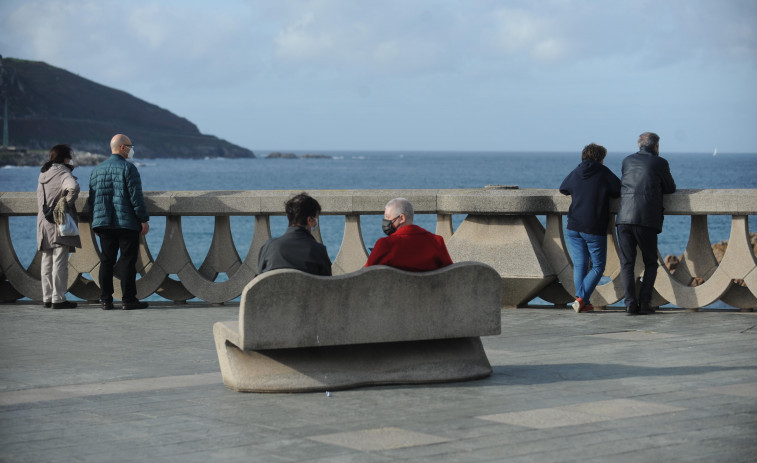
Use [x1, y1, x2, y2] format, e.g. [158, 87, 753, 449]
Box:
[365, 224, 453, 272]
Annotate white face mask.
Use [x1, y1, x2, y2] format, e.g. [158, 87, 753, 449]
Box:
[311, 219, 318, 233]
[127, 147, 135, 159]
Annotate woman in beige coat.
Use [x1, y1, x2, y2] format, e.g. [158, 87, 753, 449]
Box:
[37, 145, 81, 309]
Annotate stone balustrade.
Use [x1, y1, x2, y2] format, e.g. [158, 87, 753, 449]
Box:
[1, 188, 756, 310]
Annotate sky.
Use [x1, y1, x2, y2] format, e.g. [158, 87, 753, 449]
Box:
[1, 0, 756, 154]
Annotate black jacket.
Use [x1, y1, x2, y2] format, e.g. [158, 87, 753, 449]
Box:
[560, 160, 621, 235]
[257, 226, 332, 276]
[615, 150, 676, 233]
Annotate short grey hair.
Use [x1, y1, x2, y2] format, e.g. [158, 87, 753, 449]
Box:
[385, 197, 414, 224]
[638, 132, 660, 152]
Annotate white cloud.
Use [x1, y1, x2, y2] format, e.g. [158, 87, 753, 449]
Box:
[491, 8, 549, 54]
[273, 2, 453, 74]
[0, 0, 755, 151]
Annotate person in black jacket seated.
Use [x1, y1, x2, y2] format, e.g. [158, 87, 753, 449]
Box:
[616, 132, 676, 315]
[257, 192, 332, 276]
[560, 143, 621, 313]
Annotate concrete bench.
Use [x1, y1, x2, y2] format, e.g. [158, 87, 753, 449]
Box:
[213, 262, 503, 392]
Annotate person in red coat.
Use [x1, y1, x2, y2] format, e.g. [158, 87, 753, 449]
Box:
[365, 198, 453, 271]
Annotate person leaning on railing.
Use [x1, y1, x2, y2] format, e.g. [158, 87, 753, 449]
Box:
[616, 132, 677, 316]
[559, 143, 621, 313]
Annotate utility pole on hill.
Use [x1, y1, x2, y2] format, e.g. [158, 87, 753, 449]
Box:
[2, 98, 8, 148]
[0, 55, 7, 147]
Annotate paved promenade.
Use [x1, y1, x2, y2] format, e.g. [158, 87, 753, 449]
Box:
[1, 302, 755, 463]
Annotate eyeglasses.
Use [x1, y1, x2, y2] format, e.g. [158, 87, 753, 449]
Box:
[386, 215, 401, 223]
[124, 144, 134, 148]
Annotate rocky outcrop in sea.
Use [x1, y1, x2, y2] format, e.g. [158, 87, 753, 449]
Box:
[664, 232, 757, 287]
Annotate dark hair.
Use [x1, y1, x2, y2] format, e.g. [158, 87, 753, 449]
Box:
[637, 132, 660, 152]
[41, 144, 73, 173]
[285, 193, 321, 227]
[581, 143, 607, 162]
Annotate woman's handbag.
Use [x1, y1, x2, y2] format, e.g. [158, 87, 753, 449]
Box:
[54, 197, 79, 236]
[41, 183, 58, 224]
[58, 212, 79, 236]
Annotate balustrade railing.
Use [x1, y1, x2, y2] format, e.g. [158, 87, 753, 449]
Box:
[1, 189, 756, 310]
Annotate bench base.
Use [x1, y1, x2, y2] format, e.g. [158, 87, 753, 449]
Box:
[214, 323, 493, 392]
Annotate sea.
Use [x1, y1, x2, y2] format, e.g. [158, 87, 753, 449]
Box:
[2, 151, 756, 305]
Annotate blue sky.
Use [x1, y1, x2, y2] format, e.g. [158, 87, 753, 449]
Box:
[1, 0, 756, 153]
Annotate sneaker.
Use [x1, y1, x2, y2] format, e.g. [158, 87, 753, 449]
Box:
[44, 301, 52, 308]
[579, 303, 594, 313]
[52, 301, 77, 309]
[572, 297, 584, 312]
[122, 301, 149, 310]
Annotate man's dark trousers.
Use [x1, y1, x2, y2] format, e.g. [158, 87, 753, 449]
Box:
[616, 224, 659, 310]
[96, 228, 140, 303]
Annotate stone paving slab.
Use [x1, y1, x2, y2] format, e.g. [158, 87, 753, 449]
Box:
[0, 302, 756, 462]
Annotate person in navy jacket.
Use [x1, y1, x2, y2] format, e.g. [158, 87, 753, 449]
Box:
[559, 143, 621, 313]
[365, 198, 453, 272]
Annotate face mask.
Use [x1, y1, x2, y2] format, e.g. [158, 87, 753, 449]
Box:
[65, 162, 75, 172]
[310, 219, 318, 233]
[382, 218, 396, 236]
[127, 147, 135, 159]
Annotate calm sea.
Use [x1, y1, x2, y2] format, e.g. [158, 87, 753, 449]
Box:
[2, 151, 756, 304]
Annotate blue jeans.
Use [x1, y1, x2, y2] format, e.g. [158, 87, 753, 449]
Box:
[566, 229, 607, 304]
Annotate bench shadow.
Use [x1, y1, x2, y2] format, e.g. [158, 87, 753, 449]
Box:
[363, 363, 756, 392]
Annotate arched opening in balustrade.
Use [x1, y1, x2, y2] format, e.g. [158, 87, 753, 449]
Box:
[6, 216, 36, 269]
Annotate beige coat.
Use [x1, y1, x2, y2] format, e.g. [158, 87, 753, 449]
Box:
[37, 164, 82, 250]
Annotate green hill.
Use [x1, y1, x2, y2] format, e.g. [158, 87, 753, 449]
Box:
[0, 57, 254, 159]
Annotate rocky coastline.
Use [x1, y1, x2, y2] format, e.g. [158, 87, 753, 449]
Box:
[0, 147, 106, 167]
[265, 152, 333, 159]
[664, 232, 757, 287]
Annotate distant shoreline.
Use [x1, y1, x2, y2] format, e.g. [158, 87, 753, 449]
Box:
[0, 148, 107, 167]
[0, 148, 340, 167]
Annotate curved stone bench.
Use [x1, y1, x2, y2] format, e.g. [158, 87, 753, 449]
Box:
[213, 262, 503, 392]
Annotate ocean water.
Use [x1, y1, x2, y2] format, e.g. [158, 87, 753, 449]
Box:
[2, 151, 756, 304]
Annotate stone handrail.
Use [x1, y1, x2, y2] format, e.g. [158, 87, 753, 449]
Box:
[1, 189, 756, 309]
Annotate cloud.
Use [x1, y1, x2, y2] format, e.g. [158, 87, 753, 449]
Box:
[4, 0, 754, 83]
[488, 7, 569, 62]
[1, 0, 755, 151]
[272, 1, 457, 74]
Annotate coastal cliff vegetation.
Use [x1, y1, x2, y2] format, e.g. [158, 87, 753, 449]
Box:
[0, 56, 254, 164]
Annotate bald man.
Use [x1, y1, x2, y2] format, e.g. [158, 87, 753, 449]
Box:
[365, 198, 453, 272]
[88, 134, 150, 310]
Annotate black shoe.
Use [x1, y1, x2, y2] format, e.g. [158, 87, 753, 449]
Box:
[101, 301, 114, 310]
[52, 301, 77, 309]
[44, 301, 52, 308]
[122, 301, 149, 310]
[626, 306, 639, 316]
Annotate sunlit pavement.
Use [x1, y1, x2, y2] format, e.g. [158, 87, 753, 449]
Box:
[1, 302, 755, 462]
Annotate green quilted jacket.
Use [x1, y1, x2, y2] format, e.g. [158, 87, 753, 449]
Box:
[88, 155, 149, 230]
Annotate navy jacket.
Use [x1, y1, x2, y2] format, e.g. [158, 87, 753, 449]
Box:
[559, 160, 621, 235]
[615, 150, 676, 233]
[88, 155, 149, 231]
[258, 226, 332, 276]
